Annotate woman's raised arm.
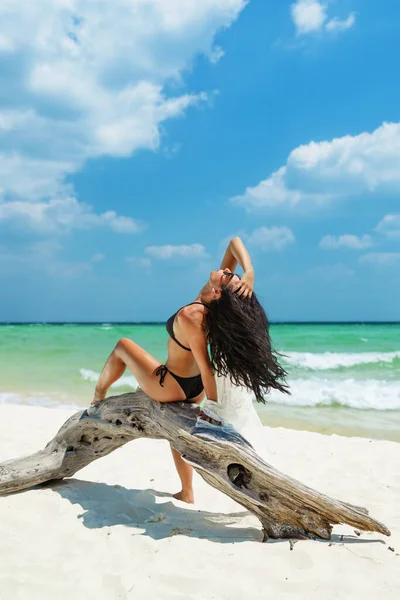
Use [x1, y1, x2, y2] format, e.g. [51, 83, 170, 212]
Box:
[221, 237, 254, 298]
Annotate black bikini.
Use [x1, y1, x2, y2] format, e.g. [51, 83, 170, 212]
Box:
[156, 302, 208, 400]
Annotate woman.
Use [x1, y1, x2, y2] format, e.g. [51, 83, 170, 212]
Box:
[91, 237, 288, 503]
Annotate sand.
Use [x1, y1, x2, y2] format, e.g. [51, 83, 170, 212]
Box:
[0, 404, 399, 600]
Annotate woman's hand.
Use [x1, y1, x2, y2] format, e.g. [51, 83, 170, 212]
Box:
[232, 268, 254, 299]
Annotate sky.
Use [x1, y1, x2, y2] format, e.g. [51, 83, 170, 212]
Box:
[0, 0, 399, 322]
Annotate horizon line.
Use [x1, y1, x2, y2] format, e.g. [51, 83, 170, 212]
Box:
[1, 321, 399, 326]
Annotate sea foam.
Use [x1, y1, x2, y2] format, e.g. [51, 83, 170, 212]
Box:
[0, 393, 80, 411]
[79, 369, 400, 411]
[267, 378, 400, 410]
[285, 351, 400, 370]
[80, 369, 139, 390]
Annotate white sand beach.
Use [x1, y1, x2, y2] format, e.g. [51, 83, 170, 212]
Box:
[0, 404, 399, 600]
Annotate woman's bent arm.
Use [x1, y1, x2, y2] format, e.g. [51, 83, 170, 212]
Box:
[220, 237, 253, 274]
[221, 237, 254, 298]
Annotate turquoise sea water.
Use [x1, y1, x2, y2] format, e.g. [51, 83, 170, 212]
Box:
[1, 323, 399, 441]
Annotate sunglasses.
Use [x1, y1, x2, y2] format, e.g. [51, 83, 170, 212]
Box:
[221, 270, 241, 287]
[222, 270, 241, 279]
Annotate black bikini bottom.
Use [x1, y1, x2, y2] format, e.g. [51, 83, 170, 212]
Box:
[155, 365, 204, 401]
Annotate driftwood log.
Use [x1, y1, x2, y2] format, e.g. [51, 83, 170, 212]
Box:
[0, 391, 390, 541]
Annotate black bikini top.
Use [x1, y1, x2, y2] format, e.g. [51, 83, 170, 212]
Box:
[166, 302, 208, 352]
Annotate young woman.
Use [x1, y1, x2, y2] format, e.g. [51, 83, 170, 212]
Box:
[91, 237, 288, 503]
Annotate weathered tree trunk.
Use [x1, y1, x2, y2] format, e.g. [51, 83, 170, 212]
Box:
[0, 391, 390, 541]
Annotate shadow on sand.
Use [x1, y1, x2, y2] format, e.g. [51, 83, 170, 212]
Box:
[47, 478, 387, 547]
[49, 478, 261, 543]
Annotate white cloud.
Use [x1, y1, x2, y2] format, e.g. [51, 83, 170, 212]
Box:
[0, 0, 246, 232]
[320, 234, 374, 249]
[375, 214, 400, 239]
[209, 45, 225, 64]
[290, 1, 356, 36]
[231, 122, 400, 210]
[0, 151, 76, 202]
[291, 1, 327, 34]
[248, 226, 295, 251]
[359, 253, 400, 266]
[326, 12, 356, 32]
[0, 197, 143, 234]
[145, 243, 207, 259]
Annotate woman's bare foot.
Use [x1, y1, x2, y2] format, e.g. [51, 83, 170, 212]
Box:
[173, 490, 195, 504]
[91, 387, 106, 406]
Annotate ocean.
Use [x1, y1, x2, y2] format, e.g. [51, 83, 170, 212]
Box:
[1, 323, 399, 442]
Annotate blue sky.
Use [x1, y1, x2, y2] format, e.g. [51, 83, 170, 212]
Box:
[0, 0, 399, 322]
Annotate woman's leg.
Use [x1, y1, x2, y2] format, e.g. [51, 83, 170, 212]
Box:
[170, 446, 194, 504]
[92, 338, 186, 404]
[92, 338, 196, 503]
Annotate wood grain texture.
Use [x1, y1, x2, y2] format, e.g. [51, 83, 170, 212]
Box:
[0, 391, 391, 541]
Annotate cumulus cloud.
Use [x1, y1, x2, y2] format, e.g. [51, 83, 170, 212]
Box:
[290, 1, 356, 36]
[359, 253, 400, 266]
[320, 234, 374, 250]
[145, 243, 207, 259]
[0, 197, 143, 234]
[375, 214, 400, 239]
[231, 122, 400, 210]
[291, 0, 327, 34]
[248, 226, 295, 251]
[0, 0, 246, 230]
[0, 151, 76, 203]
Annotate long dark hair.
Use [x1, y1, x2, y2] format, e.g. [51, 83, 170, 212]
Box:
[205, 287, 289, 403]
